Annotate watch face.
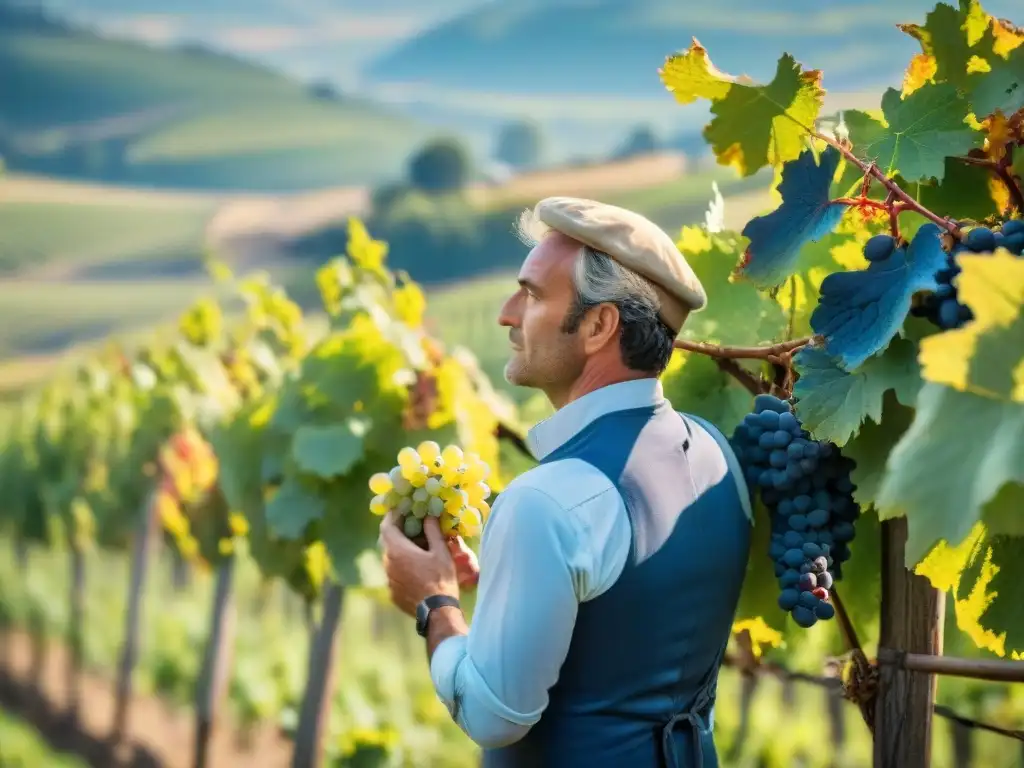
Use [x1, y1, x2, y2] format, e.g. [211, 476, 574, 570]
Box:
[415, 600, 430, 636]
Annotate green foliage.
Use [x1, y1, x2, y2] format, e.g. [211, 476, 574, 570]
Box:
[658, 0, 1024, 655]
[408, 138, 472, 194]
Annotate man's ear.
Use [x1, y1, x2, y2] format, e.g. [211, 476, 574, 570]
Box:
[581, 303, 620, 355]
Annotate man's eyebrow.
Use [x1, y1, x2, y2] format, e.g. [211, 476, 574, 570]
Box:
[518, 278, 542, 294]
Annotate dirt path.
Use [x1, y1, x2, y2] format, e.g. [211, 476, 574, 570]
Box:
[0, 628, 294, 768]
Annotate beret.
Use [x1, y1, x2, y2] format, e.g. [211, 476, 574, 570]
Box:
[533, 196, 707, 333]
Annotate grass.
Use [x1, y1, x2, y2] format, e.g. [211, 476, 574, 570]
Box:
[0, 709, 88, 768]
[0, 279, 218, 358]
[0, 199, 214, 275]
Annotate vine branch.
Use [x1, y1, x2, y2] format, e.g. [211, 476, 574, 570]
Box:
[672, 336, 817, 364]
[814, 134, 961, 237]
[956, 153, 1024, 214]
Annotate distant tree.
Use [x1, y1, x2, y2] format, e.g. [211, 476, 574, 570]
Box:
[494, 120, 544, 170]
[613, 124, 660, 160]
[408, 138, 471, 194]
[309, 80, 342, 101]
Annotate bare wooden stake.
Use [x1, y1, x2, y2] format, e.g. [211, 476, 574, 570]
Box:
[66, 542, 86, 726]
[873, 517, 945, 768]
[193, 552, 237, 768]
[112, 493, 157, 743]
[292, 583, 345, 768]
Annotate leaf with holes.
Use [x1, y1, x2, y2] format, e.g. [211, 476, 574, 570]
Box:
[739, 146, 849, 288]
[660, 41, 824, 176]
[810, 223, 948, 371]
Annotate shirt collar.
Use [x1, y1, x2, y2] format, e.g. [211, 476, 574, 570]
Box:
[526, 377, 665, 461]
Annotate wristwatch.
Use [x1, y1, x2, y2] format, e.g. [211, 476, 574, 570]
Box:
[415, 594, 460, 638]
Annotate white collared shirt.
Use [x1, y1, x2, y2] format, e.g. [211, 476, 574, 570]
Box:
[429, 378, 740, 749]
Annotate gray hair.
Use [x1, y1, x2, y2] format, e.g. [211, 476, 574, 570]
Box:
[513, 207, 662, 317]
[513, 207, 675, 373]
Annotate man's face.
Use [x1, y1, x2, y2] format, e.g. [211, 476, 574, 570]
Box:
[498, 232, 587, 398]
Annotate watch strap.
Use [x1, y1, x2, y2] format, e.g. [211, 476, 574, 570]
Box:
[416, 594, 460, 637]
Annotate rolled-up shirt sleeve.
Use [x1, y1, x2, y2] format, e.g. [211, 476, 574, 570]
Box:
[429, 484, 586, 749]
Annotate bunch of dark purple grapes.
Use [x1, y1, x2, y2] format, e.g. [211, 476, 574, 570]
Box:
[730, 394, 859, 628]
[909, 219, 1024, 330]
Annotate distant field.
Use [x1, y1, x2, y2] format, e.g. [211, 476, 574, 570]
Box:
[426, 272, 520, 398]
[1, 24, 437, 191]
[0, 279, 218, 357]
[0, 199, 213, 275]
[0, 158, 776, 401]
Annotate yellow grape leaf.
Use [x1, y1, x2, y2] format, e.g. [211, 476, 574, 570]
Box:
[919, 250, 1024, 404]
[346, 217, 387, 273]
[902, 53, 937, 96]
[992, 17, 1024, 57]
[393, 281, 426, 328]
[732, 617, 784, 658]
[660, 39, 824, 176]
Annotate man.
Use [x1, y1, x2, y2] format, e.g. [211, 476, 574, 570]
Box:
[379, 196, 753, 767]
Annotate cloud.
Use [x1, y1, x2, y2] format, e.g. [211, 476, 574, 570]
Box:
[218, 15, 424, 52]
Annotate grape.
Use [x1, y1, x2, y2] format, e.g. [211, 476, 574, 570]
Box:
[798, 572, 817, 591]
[404, 515, 424, 537]
[778, 589, 800, 611]
[863, 234, 895, 262]
[369, 494, 389, 516]
[371, 443, 494, 541]
[917, 220, 1024, 331]
[792, 606, 817, 628]
[427, 496, 445, 517]
[368, 472, 392, 495]
[417, 440, 441, 465]
[730, 393, 860, 629]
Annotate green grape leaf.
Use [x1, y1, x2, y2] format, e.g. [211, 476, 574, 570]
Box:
[660, 41, 824, 176]
[674, 228, 786, 346]
[811, 223, 948, 371]
[967, 40, 1024, 117]
[292, 420, 369, 479]
[774, 227, 866, 339]
[844, 85, 979, 183]
[739, 146, 849, 288]
[897, 158, 1003, 222]
[319, 477, 386, 586]
[919, 250, 1024, 404]
[661, 353, 753, 437]
[841, 392, 916, 509]
[955, 533, 1024, 657]
[266, 479, 326, 540]
[792, 337, 922, 446]
[898, 0, 989, 92]
[876, 382, 1024, 566]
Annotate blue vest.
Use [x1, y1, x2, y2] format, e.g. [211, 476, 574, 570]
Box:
[483, 401, 752, 768]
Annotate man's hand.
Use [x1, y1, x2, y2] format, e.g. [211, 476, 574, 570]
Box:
[448, 535, 480, 590]
[380, 512, 461, 616]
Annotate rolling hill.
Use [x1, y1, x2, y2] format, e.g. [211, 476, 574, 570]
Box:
[0, 3, 447, 191]
[366, 0, 1021, 97]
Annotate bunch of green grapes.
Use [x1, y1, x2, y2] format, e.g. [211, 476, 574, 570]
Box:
[368, 441, 491, 540]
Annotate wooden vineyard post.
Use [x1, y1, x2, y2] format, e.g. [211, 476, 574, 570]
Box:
[112, 493, 157, 744]
[66, 541, 86, 726]
[292, 583, 345, 768]
[193, 552, 237, 768]
[873, 516, 945, 768]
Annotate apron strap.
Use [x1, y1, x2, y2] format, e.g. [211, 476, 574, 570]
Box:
[685, 413, 754, 524]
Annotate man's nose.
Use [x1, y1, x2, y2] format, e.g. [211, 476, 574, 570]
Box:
[497, 292, 521, 328]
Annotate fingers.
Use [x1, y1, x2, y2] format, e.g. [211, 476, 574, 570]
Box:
[379, 512, 417, 553]
[422, 516, 447, 552]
